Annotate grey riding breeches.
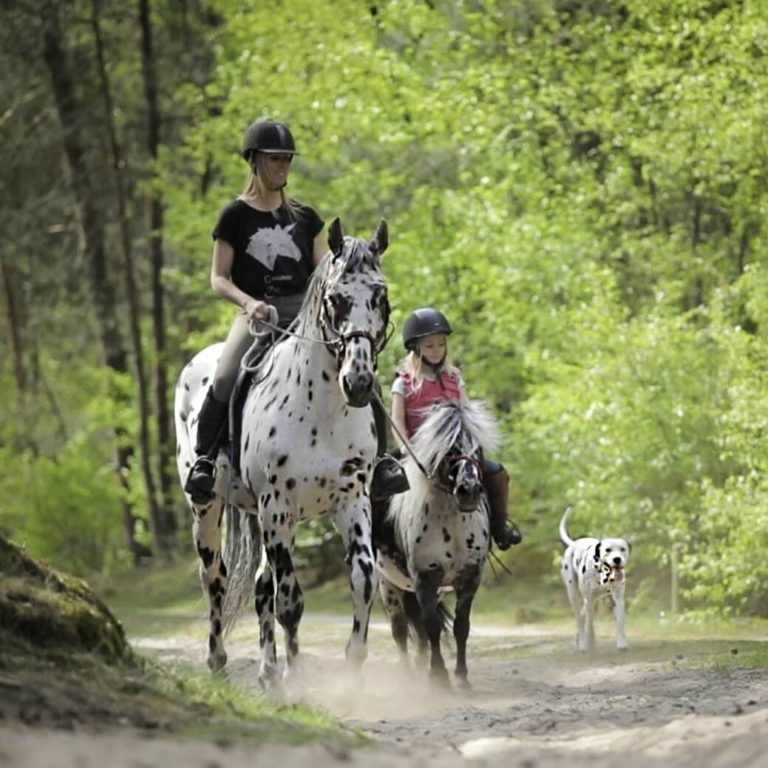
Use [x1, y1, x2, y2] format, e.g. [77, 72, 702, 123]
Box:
[210, 294, 304, 403]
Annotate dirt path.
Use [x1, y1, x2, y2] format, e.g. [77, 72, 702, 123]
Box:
[2, 613, 767, 767]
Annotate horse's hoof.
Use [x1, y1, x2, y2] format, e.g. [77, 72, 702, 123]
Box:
[207, 649, 227, 673]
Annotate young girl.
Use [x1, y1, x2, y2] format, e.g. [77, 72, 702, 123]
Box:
[390, 307, 522, 550]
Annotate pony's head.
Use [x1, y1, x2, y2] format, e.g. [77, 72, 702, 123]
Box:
[410, 400, 501, 513]
[310, 217, 390, 407]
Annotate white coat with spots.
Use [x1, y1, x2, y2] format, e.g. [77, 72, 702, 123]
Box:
[175, 218, 390, 688]
[559, 507, 630, 653]
[377, 400, 501, 689]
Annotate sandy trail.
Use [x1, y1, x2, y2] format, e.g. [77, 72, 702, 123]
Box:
[2, 612, 767, 767]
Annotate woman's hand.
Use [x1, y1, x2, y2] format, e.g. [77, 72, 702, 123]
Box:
[241, 298, 271, 323]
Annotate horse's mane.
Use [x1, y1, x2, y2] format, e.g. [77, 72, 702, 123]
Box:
[244, 236, 382, 379]
[408, 399, 501, 475]
[294, 236, 383, 338]
[389, 399, 501, 539]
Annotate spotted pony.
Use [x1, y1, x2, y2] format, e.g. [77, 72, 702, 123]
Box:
[376, 399, 501, 689]
[175, 218, 390, 689]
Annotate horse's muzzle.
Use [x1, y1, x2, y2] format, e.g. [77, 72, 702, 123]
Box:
[455, 483, 483, 513]
[342, 371, 374, 407]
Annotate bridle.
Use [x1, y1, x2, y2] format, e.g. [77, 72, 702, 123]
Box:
[433, 450, 484, 510]
[319, 290, 392, 366]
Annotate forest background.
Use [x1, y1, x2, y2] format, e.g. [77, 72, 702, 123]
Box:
[1, 0, 766, 618]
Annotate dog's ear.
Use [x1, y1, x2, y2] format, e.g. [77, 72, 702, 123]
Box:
[594, 541, 601, 562]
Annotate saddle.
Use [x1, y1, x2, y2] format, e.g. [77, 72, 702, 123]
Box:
[226, 312, 282, 476]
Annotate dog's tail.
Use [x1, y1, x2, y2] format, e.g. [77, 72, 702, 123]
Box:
[559, 506, 575, 547]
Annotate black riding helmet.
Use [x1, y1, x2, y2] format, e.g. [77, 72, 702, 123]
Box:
[402, 307, 453, 351]
[242, 119, 299, 160]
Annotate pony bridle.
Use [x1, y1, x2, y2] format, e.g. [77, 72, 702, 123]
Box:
[435, 452, 484, 512]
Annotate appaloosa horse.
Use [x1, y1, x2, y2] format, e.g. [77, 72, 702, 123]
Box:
[376, 399, 501, 688]
[175, 218, 390, 690]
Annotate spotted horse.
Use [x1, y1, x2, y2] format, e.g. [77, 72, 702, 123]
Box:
[175, 218, 390, 690]
[376, 399, 501, 689]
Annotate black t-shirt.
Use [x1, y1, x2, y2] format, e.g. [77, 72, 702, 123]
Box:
[212, 198, 324, 299]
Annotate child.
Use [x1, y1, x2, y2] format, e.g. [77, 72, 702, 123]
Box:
[391, 307, 522, 550]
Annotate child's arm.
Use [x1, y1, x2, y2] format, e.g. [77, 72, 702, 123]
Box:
[391, 392, 408, 451]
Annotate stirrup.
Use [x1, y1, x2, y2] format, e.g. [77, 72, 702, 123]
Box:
[492, 520, 523, 551]
[184, 457, 217, 505]
[370, 455, 410, 499]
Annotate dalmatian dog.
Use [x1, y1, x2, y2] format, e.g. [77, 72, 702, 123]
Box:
[560, 507, 630, 652]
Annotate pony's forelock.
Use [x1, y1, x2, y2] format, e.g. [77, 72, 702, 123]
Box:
[408, 400, 501, 474]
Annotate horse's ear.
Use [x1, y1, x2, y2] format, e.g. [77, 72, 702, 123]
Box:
[370, 219, 388, 257]
[328, 217, 344, 258]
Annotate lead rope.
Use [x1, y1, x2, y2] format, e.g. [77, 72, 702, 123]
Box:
[370, 387, 431, 480]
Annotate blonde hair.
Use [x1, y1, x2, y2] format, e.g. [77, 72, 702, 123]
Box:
[397, 342, 460, 392]
[241, 169, 304, 220]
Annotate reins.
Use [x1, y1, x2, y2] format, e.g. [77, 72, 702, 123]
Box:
[371, 386, 431, 480]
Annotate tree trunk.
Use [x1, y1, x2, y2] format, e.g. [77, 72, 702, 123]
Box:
[138, 0, 178, 556]
[0, 249, 27, 397]
[90, 0, 161, 555]
[41, 6, 144, 563]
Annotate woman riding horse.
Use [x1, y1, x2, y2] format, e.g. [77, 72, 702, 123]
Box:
[184, 118, 405, 505]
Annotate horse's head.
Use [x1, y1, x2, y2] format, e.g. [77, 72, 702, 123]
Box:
[411, 400, 502, 514]
[320, 217, 390, 407]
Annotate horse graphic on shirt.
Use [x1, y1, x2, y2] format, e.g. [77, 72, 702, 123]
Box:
[245, 224, 303, 271]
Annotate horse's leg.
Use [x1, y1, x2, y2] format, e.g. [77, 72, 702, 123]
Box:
[254, 561, 279, 689]
[414, 568, 449, 687]
[454, 567, 482, 690]
[192, 499, 228, 672]
[333, 497, 377, 669]
[379, 579, 409, 666]
[264, 524, 304, 687]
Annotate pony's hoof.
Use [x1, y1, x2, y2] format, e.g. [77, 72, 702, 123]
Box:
[429, 668, 451, 691]
[455, 675, 472, 692]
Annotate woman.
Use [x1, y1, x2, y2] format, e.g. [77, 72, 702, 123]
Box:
[185, 119, 406, 503]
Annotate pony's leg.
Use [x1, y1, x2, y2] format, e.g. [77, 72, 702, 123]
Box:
[254, 561, 279, 688]
[192, 499, 228, 672]
[379, 579, 409, 665]
[414, 568, 449, 687]
[333, 497, 377, 669]
[453, 567, 482, 689]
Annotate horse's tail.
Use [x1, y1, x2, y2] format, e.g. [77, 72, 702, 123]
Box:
[402, 590, 454, 642]
[221, 504, 262, 633]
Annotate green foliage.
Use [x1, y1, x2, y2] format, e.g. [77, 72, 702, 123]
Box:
[3, 0, 768, 613]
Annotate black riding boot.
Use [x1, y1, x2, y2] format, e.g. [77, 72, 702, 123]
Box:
[184, 388, 228, 505]
[483, 467, 523, 550]
[369, 386, 409, 499]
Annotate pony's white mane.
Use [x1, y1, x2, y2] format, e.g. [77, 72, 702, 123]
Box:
[409, 399, 501, 473]
[389, 399, 501, 537]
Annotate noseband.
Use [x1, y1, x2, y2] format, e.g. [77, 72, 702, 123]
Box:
[434, 452, 484, 508]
